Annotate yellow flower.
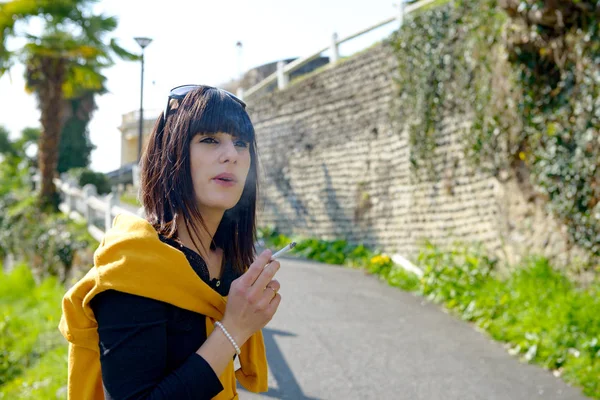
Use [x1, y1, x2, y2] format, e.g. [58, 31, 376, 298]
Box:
[370, 255, 391, 265]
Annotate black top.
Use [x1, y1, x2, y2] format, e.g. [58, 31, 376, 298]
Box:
[89, 235, 242, 400]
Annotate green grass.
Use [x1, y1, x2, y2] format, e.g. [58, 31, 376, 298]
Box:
[2, 223, 597, 398]
[120, 193, 140, 207]
[259, 228, 600, 398]
[0, 264, 67, 399]
[0, 347, 67, 400]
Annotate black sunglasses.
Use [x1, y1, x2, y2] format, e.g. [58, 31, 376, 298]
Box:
[163, 84, 246, 121]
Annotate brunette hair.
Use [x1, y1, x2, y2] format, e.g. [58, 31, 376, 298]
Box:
[140, 86, 259, 274]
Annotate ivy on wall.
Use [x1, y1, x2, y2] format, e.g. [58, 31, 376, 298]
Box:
[389, 0, 600, 259]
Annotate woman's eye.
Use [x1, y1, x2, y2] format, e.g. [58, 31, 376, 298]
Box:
[235, 140, 249, 148]
[200, 137, 218, 144]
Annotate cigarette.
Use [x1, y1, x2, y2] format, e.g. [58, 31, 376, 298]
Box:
[270, 242, 297, 260]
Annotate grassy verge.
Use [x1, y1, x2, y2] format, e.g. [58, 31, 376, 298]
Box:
[0, 265, 67, 399]
[259, 228, 600, 398]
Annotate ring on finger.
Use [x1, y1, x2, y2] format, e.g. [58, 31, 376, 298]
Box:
[266, 285, 277, 297]
[266, 281, 278, 291]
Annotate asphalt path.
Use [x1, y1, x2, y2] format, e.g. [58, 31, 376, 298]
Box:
[238, 256, 587, 400]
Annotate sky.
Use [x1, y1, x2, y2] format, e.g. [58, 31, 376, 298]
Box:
[0, 0, 401, 173]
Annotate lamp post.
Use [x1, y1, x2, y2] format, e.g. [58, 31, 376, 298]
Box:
[134, 37, 152, 163]
[236, 41, 243, 80]
[236, 41, 244, 100]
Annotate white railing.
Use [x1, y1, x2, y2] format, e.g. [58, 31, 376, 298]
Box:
[53, 179, 424, 276]
[239, 0, 439, 100]
[54, 178, 142, 242]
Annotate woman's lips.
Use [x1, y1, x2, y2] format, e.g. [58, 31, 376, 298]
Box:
[212, 178, 236, 187]
[213, 173, 237, 182]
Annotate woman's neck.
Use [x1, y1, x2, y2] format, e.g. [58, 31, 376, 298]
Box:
[176, 211, 224, 260]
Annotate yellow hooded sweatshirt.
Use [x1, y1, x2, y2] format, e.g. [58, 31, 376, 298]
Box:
[58, 213, 268, 400]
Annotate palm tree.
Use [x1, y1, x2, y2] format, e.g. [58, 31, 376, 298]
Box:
[57, 91, 102, 174]
[0, 0, 137, 211]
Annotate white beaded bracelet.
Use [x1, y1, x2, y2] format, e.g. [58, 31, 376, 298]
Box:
[215, 321, 241, 355]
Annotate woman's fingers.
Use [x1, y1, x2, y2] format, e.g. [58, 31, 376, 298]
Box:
[266, 279, 280, 292]
[223, 257, 283, 341]
[251, 260, 280, 293]
[268, 293, 281, 312]
[261, 280, 281, 303]
[257, 282, 282, 310]
[239, 250, 272, 287]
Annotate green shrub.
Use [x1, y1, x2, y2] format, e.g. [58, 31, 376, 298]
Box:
[258, 227, 355, 265]
[0, 194, 96, 283]
[385, 265, 420, 292]
[294, 239, 349, 265]
[418, 242, 497, 312]
[345, 244, 374, 268]
[67, 167, 111, 195]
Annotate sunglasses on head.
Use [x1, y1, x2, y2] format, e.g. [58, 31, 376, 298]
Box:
[163, 84, 246, 121]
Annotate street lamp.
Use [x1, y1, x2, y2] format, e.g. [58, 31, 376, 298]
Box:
[134, 37, 152, 163]
[236, 41, 244, 100]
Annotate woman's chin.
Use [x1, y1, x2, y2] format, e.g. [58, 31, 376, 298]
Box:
[198, 197, 241, 212]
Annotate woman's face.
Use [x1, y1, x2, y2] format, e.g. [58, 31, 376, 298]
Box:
[189, 131, 251, 213]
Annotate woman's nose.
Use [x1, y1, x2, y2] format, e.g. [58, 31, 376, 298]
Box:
[219, 139, 238, 163]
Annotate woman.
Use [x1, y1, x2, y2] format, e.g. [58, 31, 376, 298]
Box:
[59, 85, 281, 399]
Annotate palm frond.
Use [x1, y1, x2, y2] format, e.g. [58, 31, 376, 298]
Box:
[0, 47, 14, 76]
[62, 63, 106, 98]
[66, 44, 105, 60]
[110, 38, 140, 61]
[0, 0, 81, 28]
[81, 13, 118, 36]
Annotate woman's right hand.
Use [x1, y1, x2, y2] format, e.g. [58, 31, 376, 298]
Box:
[221, 249, 282, 345]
